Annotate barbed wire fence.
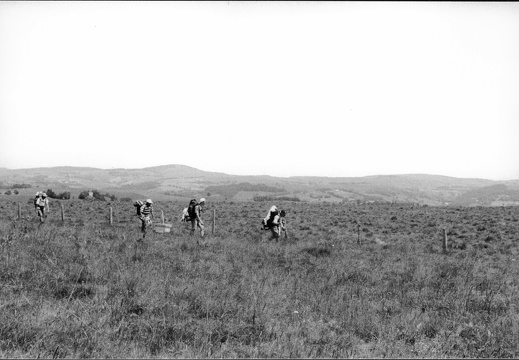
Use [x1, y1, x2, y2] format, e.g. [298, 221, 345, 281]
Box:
[8, 199, 280, 238]
[5, 198, 454, 246]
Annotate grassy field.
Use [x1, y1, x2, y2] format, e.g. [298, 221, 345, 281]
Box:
[1, 198, 519, 358]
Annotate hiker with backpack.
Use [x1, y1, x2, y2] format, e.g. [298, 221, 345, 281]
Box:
[34, 192, 49, 222]
[187, 198, 206, 241]
[262, 205, 287, 241]
[134, 199, 154, 239]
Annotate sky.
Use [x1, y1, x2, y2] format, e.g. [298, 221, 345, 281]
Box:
[1, 1, 518, 180]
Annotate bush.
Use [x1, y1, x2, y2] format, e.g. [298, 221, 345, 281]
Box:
[253, 195, 300, 202]
[46, 189, 57, 198]
[78, 189, 117, 201]
[46, 189, 71, 200]
[11, 183, 31, 189]
[58, 192, 71, 200]
[78, 190, 89, 200]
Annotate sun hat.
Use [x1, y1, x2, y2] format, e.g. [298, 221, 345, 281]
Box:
[199, 198, 206, 203]
[146, 199, 153, 204]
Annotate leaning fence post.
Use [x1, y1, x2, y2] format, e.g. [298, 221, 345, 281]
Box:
[357, 224, 361, 245]
[442, 228, 448, 253]
[109, 207, 113, 225]
[161, 210, 164, 224]
[18, 202, 21, 219]
[61, 204, 64, 222]
[212, 209, 216, 235]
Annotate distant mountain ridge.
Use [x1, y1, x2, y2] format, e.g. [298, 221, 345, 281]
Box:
[0, 164, 518, 206]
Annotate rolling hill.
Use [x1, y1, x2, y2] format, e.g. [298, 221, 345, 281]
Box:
[0, 164, 518, 206]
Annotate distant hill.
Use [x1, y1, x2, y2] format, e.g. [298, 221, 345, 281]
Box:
[0, 164, 518, 206]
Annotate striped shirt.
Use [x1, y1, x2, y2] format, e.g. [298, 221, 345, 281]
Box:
[35, 197, 49, 208]
[140, 204, 153, 217]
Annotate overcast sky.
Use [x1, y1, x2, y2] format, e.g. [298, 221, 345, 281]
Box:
[1, 1, 518, 180]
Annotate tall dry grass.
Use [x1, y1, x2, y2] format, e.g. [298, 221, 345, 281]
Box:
[1, 201, 519, 358]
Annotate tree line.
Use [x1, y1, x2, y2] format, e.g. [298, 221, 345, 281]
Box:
[3, 188, 117, 201]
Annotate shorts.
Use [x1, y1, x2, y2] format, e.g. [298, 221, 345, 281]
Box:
[140, 215, 152, 232]
[37, 206, 46, 218]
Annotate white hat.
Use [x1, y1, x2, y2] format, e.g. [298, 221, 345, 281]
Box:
[200, 198, 206, 203]
[146, 199, 153, 204]
[42, 193, 47, 197]
[36, 192, 41, 196]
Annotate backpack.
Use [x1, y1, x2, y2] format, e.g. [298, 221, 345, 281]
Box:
[133, 200, 145, 216]
[262, 209, 279, 229]
[187, 199, 197, 219]
[35, 197, 45, 207]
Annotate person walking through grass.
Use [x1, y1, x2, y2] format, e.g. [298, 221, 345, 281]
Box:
[262, 206, 287, 241]
[139, 199, 154, 239]
[270, 209, 286, 241]
[34, 192, 49, 222]
[189, 198, 206, 243]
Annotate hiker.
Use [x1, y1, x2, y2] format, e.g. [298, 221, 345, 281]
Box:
[33, 192, 41, 213]
[262, 206, 286, 241]
[34, 192, 49, 222]
[138, 199, 154, 238]
[188, 197, 205, 240]
[262, 205, 279, 228]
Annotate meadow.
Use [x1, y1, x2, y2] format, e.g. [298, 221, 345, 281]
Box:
[1, 198, 519, 358]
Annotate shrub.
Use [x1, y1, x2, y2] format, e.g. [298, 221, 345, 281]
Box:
[11, 183, 31, 189]
[46, 189, 71, 200]
[78, 189, 117, 201]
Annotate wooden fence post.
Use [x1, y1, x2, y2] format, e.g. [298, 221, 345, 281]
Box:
[61, 204, 64, 222]
[18, 202, 21, 219]
[357, 224, 361, 245]
[442, 228, 448, 253]
[212, 209, 216, 235]
[161, 210, 164, 224]
[109, 207, 113, 225]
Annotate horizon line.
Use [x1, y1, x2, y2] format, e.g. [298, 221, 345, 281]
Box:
[0, 164, 516, 182]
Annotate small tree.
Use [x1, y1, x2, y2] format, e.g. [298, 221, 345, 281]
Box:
[58, 192, 71, 200]
[5, 190, 11, 195]
[92, 190, 105, 201]
[78, 190, 89, 200]
[13, 190, 19, 195]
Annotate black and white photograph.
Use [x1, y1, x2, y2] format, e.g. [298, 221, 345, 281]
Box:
[1, 1, 519, 358]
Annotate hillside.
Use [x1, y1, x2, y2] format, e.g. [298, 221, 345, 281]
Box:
[0, 164, 518, 206]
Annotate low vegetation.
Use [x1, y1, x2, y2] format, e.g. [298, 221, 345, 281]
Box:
[253, 195, 300, 202]
[45, 189, 71, 200]
[78, 190, 117, 202]
[1, 199, 519, 358]
[205, 183, 285, 199]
